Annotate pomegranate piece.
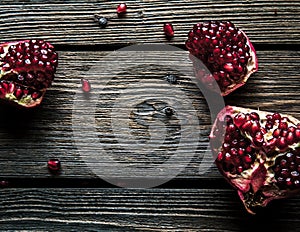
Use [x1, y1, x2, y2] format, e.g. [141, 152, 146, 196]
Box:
[163, 23, 174, 38]
[117, 3, 127, 15]
[81, 78, 91, 93]
[185, 21, 258, 96]
[47, 158, 61, 172]
[0, 39, 58, 108]
[210, 106, 300, 214]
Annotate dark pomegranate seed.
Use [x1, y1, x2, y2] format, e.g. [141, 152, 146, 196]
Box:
[81, 78, 91, 93]
[163, 23, 174, 38]
[47, 158, 61, 172]
[117, 3, 127, 15]
[0, 180, 9, 187]
[98, 17, 108, 28]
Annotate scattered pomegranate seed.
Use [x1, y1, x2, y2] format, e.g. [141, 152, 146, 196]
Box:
[117, 3, 127, 15]
[0, 180, 9, 187]
[81, 78, 91, 93]
[98, 16, 108, 28]
[163, 23, 174, 38]
[47, 158, 61, 172]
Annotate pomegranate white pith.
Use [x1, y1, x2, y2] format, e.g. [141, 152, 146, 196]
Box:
[0, 40, 58, 108]
[186, 21, 258, 96]
[210, 106, 300, 214]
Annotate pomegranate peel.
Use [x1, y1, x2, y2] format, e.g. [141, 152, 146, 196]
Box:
[185, 21, 258, 96]
[210, 106, 300, 214]
[0, 39, 58, 108]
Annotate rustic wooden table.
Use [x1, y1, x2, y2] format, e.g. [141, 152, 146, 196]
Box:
[0, 0, 299, 231]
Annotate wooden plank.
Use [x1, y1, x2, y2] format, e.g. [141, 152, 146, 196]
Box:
[0, 0, 299, 45]
[0, 50, 299, 180]
[0, 188, 300, 231]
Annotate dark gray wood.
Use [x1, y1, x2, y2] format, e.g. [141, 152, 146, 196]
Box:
[0, 188, 299, 231]
[0, 0, 299, 45]
[0, 50, 299, 180]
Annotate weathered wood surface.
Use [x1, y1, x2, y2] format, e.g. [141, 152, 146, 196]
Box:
[0, 0, 299, 230]
[0, 188, 300, 231]
[0, 0, 299, 45]
[0, 50, 299, 181]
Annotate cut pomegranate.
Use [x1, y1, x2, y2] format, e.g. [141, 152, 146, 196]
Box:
[210, 106, 300, 214]
[185, 21, 258, 96]
[0, 39, 58, 108]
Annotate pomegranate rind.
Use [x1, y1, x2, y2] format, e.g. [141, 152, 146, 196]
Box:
[210, 106, 300, 214]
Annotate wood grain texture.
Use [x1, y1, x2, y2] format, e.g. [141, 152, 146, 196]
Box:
[0, 0, 299, 45]
[0, 188, 300, 231]
[0, 50, 299, 181]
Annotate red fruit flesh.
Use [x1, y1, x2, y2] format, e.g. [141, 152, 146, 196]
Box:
[210, 106, 300, 214]
[185, 21, 258, 96]
[0, 40, 58, 108]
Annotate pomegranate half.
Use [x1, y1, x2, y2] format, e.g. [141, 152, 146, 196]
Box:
[210, 106, 300, 214]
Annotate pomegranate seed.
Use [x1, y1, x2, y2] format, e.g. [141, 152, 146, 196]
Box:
[250, 112, 260, 121]
[98, 17, 108, 28]
[273, 128, 281, 138]
[286, 132, 295, 145]
[277, 137, 287, 149]
[81, 78, 91, 93]
[234, 113, 246, 127]
[273, 112, 281, 121]
[47, 158, 61, 172]
[250, 121, 260, 135]
[279, 122, 288, 130]
[0, 180, 9, 187]
[244, 154, 252, 163]
[117, 3, 127, 15]
[163, 23, 174, 38]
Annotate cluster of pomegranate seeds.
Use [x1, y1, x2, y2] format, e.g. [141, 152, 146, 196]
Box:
[273, 149, 300, 189]
[163, 23, 174, 38]
[186, 21, 258, 96]
[81, 78, 91, 93]
[0, 39, 58, 108]
[47, 158, 61, 173]
[210, 106, 300, 214]
[216, 115, 255, 175]
[117, 3, 127, 15]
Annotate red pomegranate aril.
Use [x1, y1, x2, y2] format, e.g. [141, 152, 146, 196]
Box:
[234, 113, 247, 127]
[47, 158, 61, 172]
[81, 78, 91, 93]
[277, 137, 288, 149]
[287, 132, 295, 145]
[210, 106, 300, 214]
[279, 122, 288, 130]
[164, 23, 174, 38]
[117, 3, 127, 15]
[273, 128, 281, 138]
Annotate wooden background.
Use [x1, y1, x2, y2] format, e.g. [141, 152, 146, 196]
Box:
[0, 0, 299, 231]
